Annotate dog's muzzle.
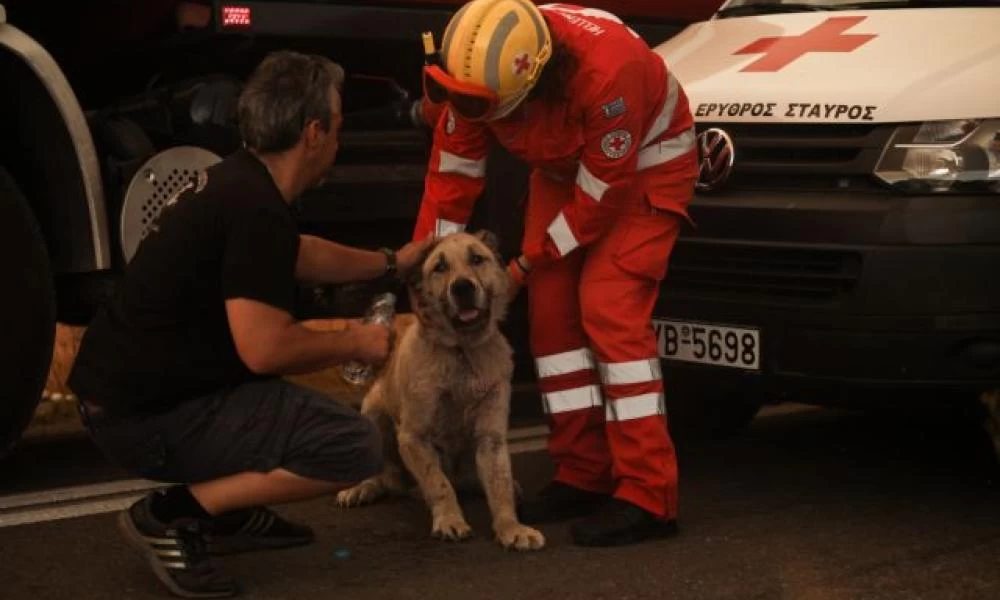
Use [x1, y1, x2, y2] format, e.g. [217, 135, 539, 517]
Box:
[450, 277, 488, 328]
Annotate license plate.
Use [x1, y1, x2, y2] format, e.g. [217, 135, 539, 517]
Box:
[653, 319, 761, 370]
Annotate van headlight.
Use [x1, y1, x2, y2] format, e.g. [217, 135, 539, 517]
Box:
[874, 119, 1000, 193]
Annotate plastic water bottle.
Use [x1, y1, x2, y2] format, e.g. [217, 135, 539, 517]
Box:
[341, 292, 397, 385]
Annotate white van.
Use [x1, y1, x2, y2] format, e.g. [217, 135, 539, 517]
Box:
[648, 0, 1000, 433]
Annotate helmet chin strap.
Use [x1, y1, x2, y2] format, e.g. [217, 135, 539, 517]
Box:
[489, 86, 532, 121]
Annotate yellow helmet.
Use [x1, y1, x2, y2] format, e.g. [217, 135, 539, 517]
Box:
[438, 0, 552, 120]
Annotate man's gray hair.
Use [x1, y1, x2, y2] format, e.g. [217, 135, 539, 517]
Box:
[237, 51, 346, 153]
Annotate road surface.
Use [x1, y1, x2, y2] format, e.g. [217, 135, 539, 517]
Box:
[2, 404, 998, 600]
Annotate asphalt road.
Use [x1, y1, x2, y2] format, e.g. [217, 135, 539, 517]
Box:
[2, 404, 999, 600]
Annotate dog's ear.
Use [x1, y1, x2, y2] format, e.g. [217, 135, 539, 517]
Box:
[473, 229, 504, 263]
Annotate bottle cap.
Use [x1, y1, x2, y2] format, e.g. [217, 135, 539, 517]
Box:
[422, 32, 436, 58]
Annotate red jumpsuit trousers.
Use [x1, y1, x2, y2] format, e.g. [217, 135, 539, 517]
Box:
[525, 168, 685, 520]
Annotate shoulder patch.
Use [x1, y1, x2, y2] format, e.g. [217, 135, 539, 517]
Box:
[601, 97, 627, 119]
[601, 129, 632, 159]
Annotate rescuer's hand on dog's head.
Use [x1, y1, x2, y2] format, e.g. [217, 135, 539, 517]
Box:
[348, 320, 394, 364]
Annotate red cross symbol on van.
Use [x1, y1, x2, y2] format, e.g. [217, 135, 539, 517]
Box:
[734, 16, 877, 72]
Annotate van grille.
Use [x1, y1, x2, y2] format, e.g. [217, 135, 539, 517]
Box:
[667, 242, 863, 308]
[697, 122, 895, 192]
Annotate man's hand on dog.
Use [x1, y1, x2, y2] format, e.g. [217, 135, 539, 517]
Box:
[396, 238, 436, 278]
[349, 321, 395, 364]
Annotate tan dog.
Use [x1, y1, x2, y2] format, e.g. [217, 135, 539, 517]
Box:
[336, 231, 545, 551]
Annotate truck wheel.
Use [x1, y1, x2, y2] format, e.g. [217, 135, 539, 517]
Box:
[0, 167, 57, 460]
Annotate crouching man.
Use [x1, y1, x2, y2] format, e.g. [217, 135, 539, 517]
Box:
[67, 50, 430, 598]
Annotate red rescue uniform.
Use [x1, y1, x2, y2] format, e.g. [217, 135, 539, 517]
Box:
[413, 4, 698, 520]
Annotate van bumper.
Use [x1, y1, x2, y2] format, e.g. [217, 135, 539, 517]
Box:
[655, 191, 1000, 398]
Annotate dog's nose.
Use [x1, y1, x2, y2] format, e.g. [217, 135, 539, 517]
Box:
[450, 278, 476, 301]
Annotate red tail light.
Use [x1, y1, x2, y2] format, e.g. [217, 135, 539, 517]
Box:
[221, 5, 252, 29]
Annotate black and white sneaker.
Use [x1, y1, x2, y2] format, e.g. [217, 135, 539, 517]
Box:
[207, 507, 315, 555]
[118, 494, 238, 599]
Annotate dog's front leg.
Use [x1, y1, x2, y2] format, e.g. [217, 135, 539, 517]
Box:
[397, 430, 471, 541]
[475, 385, 546, 551]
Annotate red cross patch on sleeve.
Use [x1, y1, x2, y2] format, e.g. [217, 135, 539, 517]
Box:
[601, 129, 632, 159]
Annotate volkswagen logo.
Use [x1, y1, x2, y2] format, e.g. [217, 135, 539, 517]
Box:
[695, 128, 735, 192]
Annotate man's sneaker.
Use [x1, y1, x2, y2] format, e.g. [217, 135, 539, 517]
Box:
[517, 480, 610, 525]
[206, 507, 315, 555]
[570, 497, 679, 547]
[117, 494, 238, 598]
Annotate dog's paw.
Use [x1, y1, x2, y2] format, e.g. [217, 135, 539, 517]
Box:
[495, 521, 545, 551]
[335, 483, 380, 508]
[431, 512, 473, 541]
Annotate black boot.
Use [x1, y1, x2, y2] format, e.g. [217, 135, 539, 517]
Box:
[517, 481, 610, 525]
[570, 498, 679, 547]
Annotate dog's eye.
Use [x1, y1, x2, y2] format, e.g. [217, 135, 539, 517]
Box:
[433, 258, 449, 273]
[469, 253, 485, 266]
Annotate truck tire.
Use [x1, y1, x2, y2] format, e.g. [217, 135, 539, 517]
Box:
[0, 166, 57, 460]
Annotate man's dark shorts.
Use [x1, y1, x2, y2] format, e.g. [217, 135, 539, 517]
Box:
[79, 380, 383, 485]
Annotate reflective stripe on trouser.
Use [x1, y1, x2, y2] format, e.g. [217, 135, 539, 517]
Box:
[524, 170, 681, 519]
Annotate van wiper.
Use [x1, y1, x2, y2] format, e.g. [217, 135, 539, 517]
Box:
[716, 3, 835, 18]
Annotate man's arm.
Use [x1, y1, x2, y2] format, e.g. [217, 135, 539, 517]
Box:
[221, 206, 390, 374]
[295, 235, 388, 283]
[226, 298, 390, 375]
[295, 235, 434, 284]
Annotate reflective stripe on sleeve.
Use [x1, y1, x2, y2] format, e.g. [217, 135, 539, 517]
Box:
[636, 128, 696, 171]
[435, 219, 466, 236]
[438, 151, 486, 178]
[546, 212, 579, 256]
[641, 71, 680, 148]
[576, 163, 610, 202]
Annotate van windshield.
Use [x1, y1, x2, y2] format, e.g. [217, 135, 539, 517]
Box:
[718, 0, 999, 17]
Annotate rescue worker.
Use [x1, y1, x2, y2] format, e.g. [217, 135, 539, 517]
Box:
[412, 0, 699, 547]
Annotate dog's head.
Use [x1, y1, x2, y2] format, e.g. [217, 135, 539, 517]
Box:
[408, 230, 511, 347]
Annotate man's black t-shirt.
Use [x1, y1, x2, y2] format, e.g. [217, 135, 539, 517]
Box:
[68, 150, 300, 415]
